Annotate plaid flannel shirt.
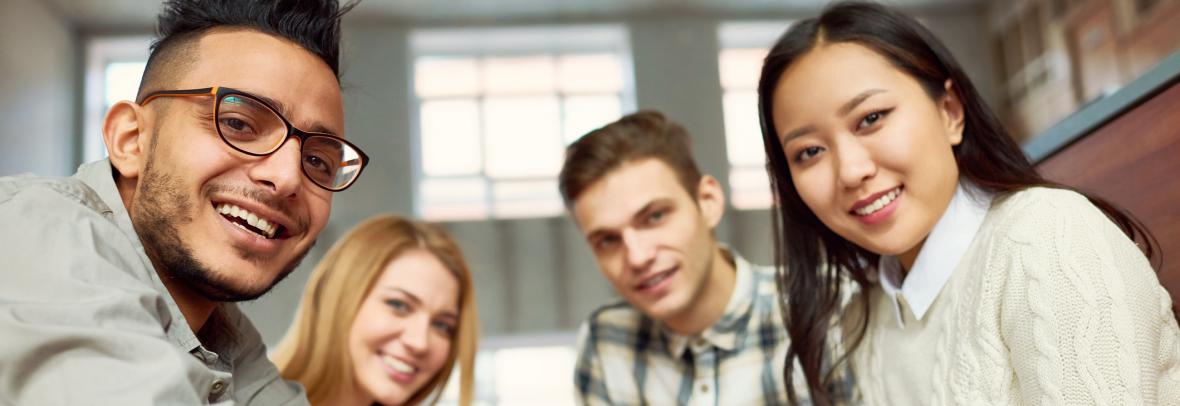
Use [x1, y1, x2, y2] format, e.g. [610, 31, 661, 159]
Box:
[573, 249, 854, 405]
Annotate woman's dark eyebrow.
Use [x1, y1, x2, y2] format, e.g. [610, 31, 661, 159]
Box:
[838, 89, 887, 116]
[781, 89, 888, 143]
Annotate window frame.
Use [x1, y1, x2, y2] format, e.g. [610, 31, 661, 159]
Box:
[408, 25, 636, 222]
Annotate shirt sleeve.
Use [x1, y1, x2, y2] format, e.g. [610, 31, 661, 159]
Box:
[221, 306, 309, 406]
[999, 190, 1180, 405]
[573, 320, 613, 406]
[0, 186, 214, 405]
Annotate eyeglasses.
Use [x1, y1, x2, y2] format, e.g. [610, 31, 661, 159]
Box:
[138, 86, 368, 192]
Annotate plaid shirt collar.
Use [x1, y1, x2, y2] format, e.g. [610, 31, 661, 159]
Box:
[663, 248, 757, 357]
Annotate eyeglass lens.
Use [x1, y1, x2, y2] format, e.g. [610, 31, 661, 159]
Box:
[216, 94, 362, 190]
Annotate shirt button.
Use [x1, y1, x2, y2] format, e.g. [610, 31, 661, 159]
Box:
[210, 380, 226, 395]
[700, 383, 709, 393]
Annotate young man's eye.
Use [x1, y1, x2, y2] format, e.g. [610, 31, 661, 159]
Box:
[646, 210, 666, 224]
[595, 236, 620, 252]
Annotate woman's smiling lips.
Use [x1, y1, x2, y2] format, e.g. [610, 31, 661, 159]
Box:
[849, 186, 903, 225]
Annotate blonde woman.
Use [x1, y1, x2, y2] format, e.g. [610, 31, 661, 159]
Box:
[273, 215, 478, 405]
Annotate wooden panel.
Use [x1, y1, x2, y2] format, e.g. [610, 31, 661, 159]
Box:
[1067, 0, 1124, 101]
[1036, 81, 1180, 318]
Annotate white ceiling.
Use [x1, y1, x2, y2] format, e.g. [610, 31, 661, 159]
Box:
[45, 0, 985, 31]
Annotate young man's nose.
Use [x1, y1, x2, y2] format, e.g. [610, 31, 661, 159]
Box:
[248, 138, 304, 197]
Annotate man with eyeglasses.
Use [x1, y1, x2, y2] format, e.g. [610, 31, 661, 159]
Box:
[0, 0, 365, 404]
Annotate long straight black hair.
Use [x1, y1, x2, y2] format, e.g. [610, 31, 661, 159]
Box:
[756, 2, 1159, 404]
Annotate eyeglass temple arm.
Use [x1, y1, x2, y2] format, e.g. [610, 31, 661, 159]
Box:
[137, 87, 218, 104]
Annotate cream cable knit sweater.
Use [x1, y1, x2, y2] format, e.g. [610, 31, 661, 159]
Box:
[846, 187, 1180, 405]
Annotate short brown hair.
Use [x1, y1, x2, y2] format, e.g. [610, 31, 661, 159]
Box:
[559, 110, 703, 206]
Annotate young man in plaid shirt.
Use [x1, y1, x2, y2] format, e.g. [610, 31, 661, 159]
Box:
[558, 111, 852, 405]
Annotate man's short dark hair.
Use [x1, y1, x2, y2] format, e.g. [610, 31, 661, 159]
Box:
[137, 0, 358, 99]
[559, 110, 704, 207]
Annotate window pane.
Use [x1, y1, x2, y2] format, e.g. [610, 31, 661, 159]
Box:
[562, 95, 622, 144]
[420, 177, 488, 221]
[104, 62, 145, 106]
[723, 90, 765, 167]
[483, 96, 563, 178]
[493, 347, 577, 405]
[416, 57, 479, 97]
[484, 55, 556, 95]
[421, 99, 482, 176]
[559, 53, 624, 93]
[718, 48, 767, 90]
[730, 166, 773, 210]
[492, 180, 563, 219]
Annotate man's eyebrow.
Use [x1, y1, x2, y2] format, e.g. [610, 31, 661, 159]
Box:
[583, 199, 663, 241]
[838, 89, 887, 117]
[630, 199, 667, 223]
[250, 91, 340, 136]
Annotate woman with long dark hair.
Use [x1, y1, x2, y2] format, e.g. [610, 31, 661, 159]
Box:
[757, 2, 1180, 404]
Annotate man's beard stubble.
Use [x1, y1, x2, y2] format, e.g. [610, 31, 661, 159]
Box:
[130, 152, 309, 302]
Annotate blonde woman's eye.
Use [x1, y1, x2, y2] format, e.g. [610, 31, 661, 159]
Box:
[384, 299, 409, 313]
[432, 320, 456, 336]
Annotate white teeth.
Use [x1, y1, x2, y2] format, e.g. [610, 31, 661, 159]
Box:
[382, 355, 417, 374]
[215, 203, 278, 238]
[640, 272, 671, 289]
[854, 188, 901, 216]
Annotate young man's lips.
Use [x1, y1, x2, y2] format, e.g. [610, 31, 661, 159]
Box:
[210, 198, 299, 239]
[634, 267, 677, 291]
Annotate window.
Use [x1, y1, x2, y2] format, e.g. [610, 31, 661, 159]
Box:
[717, 21, 791, 210]
[411, 26, 635, 221]
[84, 36, 152, 163]
[436, 334, 577, 406]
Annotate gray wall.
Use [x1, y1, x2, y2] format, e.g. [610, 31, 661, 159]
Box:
[0, 3, 996, 347]
[0, 0, 76, 177]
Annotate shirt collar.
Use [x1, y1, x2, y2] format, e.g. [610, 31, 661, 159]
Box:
[74, 159, 205, 352]
[878, 181, 991, 327]
[665, 248, 754, 357]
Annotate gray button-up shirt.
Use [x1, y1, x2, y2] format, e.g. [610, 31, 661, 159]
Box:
[0, 160, 308, 405]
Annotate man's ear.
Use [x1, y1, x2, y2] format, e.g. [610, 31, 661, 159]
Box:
[940, 79, 965, 146]
[696, 174, 726, 228]
[103, 100, 151, 181]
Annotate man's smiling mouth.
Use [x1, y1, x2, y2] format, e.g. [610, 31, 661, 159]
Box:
[215, 203, 283, 239]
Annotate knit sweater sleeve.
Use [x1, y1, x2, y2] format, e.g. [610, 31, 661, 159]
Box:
[994, 188, 1180, 405]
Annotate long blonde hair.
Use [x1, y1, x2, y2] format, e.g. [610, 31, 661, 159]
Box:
[272, 214, 478, 405]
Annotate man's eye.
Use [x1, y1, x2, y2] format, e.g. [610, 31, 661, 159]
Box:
[596, 236, 620, 251]
[646, 210, 665, 224]
[222, 118, 253, 133]
[305, 155, 328, 171]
